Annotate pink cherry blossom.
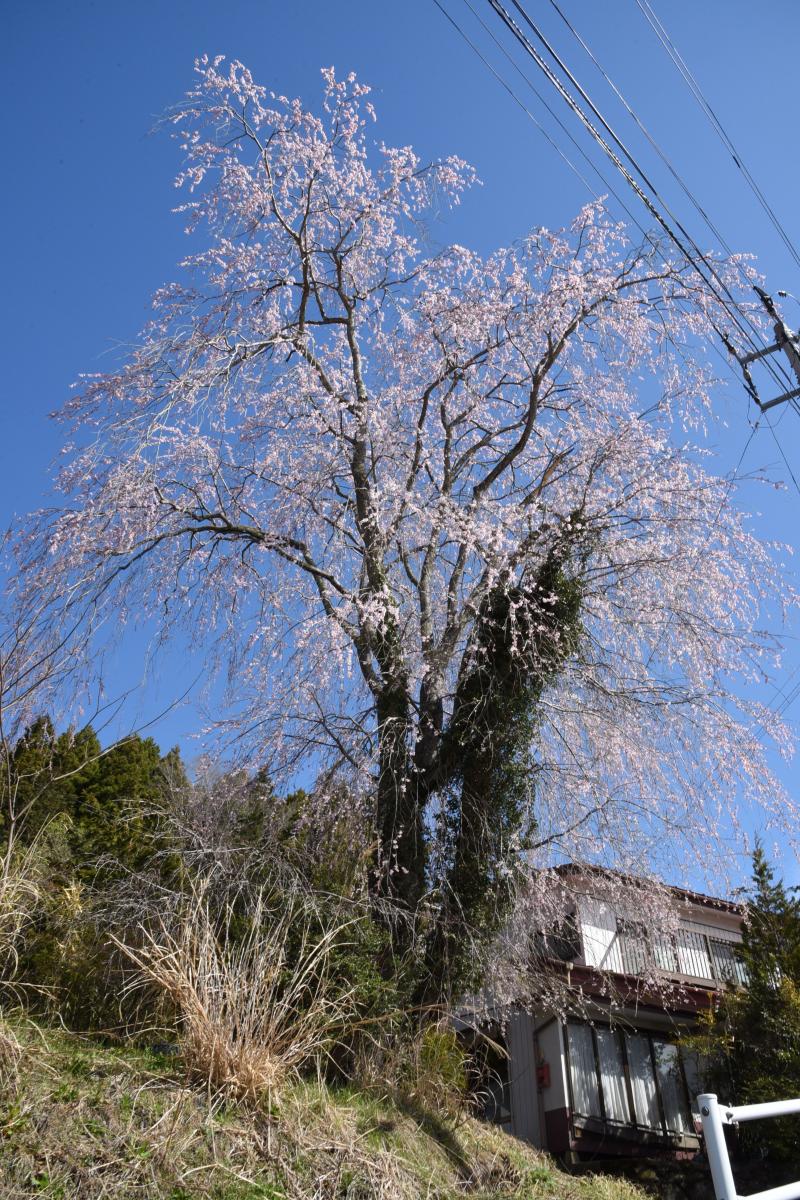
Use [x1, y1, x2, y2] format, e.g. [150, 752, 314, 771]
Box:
[11, 61, 797, 935]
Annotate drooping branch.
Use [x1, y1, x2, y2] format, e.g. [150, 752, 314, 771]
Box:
[11, 59, 793, 999]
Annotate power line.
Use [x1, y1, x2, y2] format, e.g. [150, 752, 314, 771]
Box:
[544, 0, 791, 365]
[430, 0, 598, 195]
[635, 0, 800, 275]
[489, 0, 796, 401]
[464, 0, 800, 430]
[441, 0, 798, 446]
[546, 0, 739, 263]
[438, 0, 800, 503]
[629, 0, 800, 420]
[445, 0, 799, 446]
[762, 406, 800, 500]
[770, 663, 800, 720]
[440, 0, 800, 717]
[452, 0, 672, 237]
[543, 0, 800, 435]
[435, 0, 701, 278]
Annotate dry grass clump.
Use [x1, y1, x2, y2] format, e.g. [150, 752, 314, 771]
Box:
[0, 836, 48, 1083]
[0, 838, 44, 977]
[279, 1081, 654, 1200]
[113, 879, 356, 1104]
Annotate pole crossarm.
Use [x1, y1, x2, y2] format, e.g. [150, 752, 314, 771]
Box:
[725, 287, 800, 412]
[759, 386, 800, 413]
[740, 343, 782, 366]
[697, 1092, 800, 1200]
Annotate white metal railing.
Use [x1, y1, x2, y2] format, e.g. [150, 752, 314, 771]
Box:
[697, 1092, 800, 1200]
[613, 927, 747, 986]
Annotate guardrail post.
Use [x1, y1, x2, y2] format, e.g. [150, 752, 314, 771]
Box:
[697, 1093, 738, 1200]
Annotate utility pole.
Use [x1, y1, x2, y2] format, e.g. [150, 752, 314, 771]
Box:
[725, 287, 800, 410]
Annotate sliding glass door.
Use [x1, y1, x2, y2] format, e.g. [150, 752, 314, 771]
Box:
[565, 1021, 695, 1137]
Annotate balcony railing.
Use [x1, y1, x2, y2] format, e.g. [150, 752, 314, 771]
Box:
[614, 925, 747, 986]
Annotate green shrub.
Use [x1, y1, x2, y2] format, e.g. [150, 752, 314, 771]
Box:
[689, 845, 800, 1165]
[392, 1022, 469, 1119]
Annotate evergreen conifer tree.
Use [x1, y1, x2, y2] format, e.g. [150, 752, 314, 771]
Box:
[697, 845, 800, 1164]
[73, 735, 168, 874]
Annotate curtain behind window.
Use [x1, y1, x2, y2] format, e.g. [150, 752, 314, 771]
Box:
[653, 1041, 691, 1132]
[567, 1024, 602, 1118]
[625, 1032, 661, 1129]
[596, 1028, 631, 1123]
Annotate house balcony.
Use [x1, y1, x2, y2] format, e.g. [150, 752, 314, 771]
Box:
[614, 924, 747, 988]
[572, 893, 747, 989]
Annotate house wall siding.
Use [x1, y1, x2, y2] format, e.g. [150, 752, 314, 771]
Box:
[534, 1018, 571, 1153]
[507, 1011, 541, 1146]
[536, 1019, 569, 1113]
[577, 895, 621, 971]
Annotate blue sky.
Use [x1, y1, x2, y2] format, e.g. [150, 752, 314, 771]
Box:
[3, 1, 800, 881]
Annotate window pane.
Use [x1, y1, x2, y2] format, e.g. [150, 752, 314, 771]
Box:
[653, 933, 678, 973]
[675, 929, 712, 979]
[596, 1028, 631, 1123]
[681, 1049, 704, 1116]
[625, 1033, 661, 1129]
[709, 938, 747, 986]
[653, 1041, 691, 1133]
[567, 1024, 602, 1118]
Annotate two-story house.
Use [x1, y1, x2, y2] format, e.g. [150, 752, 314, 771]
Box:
[467, 864, 746, 1164]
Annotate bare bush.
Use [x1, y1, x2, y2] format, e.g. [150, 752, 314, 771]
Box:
[113, 877, 357, 1103]
[0, 835, 52, 1081]
[0, 841, 44, 981]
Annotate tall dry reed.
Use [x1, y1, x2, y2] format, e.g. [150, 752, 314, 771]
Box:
[0, 836, 47, 1076]
[114, 879, 356, 1102]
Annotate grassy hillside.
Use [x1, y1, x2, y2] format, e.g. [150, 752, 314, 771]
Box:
[0, 1020, 649, 1200]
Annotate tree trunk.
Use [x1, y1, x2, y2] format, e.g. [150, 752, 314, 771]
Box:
[373, 684, 426, 917]
[417, 550, 583, 1004]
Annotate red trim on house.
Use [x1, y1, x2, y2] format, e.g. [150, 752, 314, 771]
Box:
[533, 958, 717, 1017]
[565, 963, 717, 1014]
[544, 1107, 571, 1154]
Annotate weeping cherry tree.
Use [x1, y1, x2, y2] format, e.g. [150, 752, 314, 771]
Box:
[16, 59, 796, 999]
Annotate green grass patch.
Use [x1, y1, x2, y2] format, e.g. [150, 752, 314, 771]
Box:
[0, 1017, 651, 1200]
